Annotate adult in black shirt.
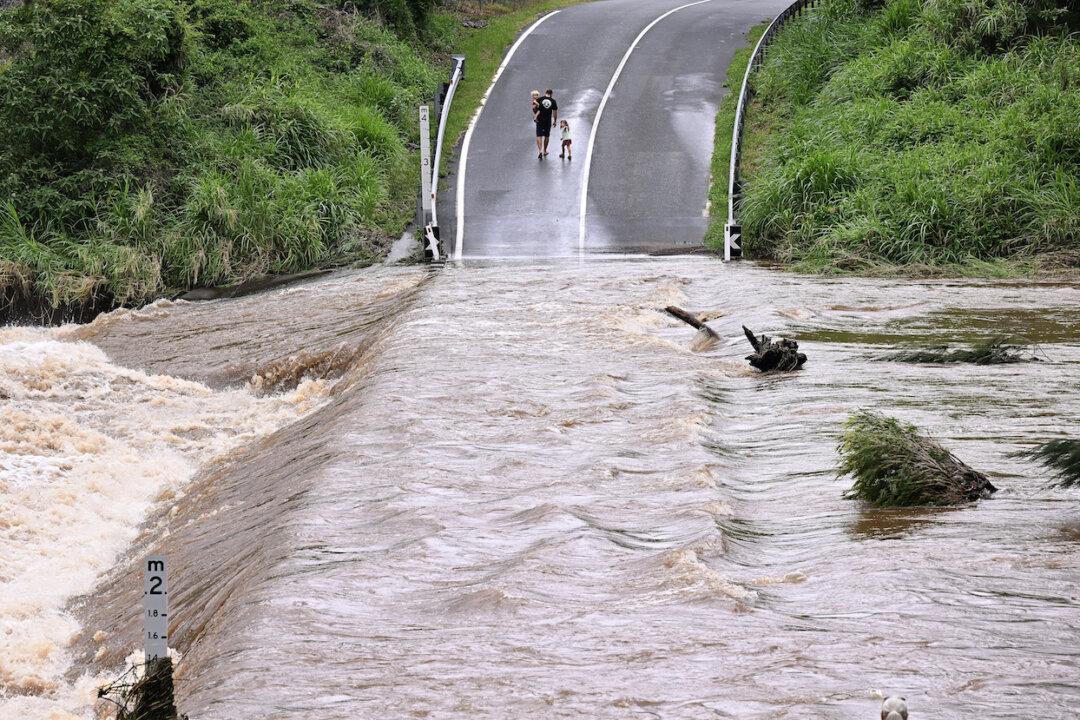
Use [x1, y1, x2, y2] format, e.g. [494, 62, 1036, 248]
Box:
[533, 89, 558, 159]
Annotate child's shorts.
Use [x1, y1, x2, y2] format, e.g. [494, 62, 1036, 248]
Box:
[562, 139, 572, 146]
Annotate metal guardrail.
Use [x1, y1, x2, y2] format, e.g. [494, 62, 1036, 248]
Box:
[420, 55, 465, 261]
[724, 0, 818, 261]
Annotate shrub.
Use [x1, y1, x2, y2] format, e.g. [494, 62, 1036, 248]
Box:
[0, 0, 189, 167]
[839, 410, 997, 506]
[0, 0, 444, 313]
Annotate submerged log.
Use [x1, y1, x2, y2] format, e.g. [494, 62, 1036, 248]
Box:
[742, 325, 806, 372]
[664, 305, 719, 340]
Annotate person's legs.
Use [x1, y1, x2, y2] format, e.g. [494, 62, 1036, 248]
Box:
[542, 132, 550, 156]
[535, 127, 543, 158]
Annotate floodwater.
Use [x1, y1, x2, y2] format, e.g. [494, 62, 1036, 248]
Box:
[2, 258, 1078, 719]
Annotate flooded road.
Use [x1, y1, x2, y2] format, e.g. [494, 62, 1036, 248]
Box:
[3, 258, 1079, 718]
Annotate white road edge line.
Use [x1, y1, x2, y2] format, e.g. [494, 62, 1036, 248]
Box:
[455, 10, 562, 260]
[578, 0, 714, 252]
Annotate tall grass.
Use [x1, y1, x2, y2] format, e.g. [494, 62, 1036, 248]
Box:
[0, 0, 446, 313]
[839, 410, 997, 506]
[1014, 439, 1080, 488]
[735, 0, 1080, 273]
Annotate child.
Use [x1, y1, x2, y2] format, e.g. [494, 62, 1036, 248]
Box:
[558, 119, 572, 160]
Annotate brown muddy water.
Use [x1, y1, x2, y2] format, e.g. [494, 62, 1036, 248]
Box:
[2, 259, 1078, 719]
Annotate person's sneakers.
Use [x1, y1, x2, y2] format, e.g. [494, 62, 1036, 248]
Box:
[538, 153, 543, 160]
[559, 153, 564, 159]
[544, 151, 549, 156]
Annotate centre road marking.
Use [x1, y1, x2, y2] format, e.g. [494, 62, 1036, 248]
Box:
[455, 10, 562, 260]
[578, 0, 714, 252]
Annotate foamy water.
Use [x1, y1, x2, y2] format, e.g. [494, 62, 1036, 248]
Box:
[0, 322, 331, 718]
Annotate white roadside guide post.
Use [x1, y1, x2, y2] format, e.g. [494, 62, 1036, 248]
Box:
[143, 555, 168, 662]
[418, 104, 438, 260]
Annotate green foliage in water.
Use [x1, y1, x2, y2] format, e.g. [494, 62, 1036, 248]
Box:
[839, 410, 996, 506]
[734, 0, 1080, 273]
[0, 0, 447, 310]
[881, 336, 1036, 363]
[1015, 438, 1080, 488]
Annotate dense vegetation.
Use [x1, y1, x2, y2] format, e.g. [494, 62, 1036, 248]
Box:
[726, 0, 1080, 274]
[0, 0, 449, 312]
[839, 410, 997, 506]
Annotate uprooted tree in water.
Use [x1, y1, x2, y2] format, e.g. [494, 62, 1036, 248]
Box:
[664, 306, 806, 372]
[839, 410, 996, 507]
[741, 325, 806, 372]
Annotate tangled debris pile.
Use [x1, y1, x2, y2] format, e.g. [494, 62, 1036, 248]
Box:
[742, 325, 806, 372]
[881, 337, 1038, 365]
[98, 658, 185, 720]
[839, 410, 996, 507]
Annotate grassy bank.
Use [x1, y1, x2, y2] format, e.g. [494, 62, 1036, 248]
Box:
[439, 0, 590, 175]
[0, 0, 447, 314]
[713, 0, 1080, 275]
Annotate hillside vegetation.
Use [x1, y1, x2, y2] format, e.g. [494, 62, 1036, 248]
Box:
[731, 0, 1080, 274]
[0, 0, 448, 314]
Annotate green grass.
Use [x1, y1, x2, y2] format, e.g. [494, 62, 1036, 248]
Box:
[839, 409, 997, 507]
[727, 0, 1080, 275]
[0, 0, 446, 312]
[1014, 438, 1080, 489]
[439, 0, 592, 175]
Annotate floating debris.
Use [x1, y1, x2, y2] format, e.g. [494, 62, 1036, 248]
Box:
[1013, 439, 1080, 488]
[664, 305, 722, 351]
[742, 325, 806, 372]
[839, 410, 996, 507]
[98, 658, 186, 720]
[881, 337, 1037, 365]
[664, 305, 720, 340]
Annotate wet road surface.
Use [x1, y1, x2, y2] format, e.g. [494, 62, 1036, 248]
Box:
[454, 0, 785, 257]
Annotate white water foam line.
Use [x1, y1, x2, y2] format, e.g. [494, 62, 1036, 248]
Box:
[454, 10, 562, 260]
[578, 0, 715, 253]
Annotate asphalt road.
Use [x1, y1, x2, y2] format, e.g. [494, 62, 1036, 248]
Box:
[451, 0, 788, 258]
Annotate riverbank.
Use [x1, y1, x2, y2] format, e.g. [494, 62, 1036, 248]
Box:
[0, 0, 449, 319]
[0, 0, 598, 321]
[708, 0, 1080, 276]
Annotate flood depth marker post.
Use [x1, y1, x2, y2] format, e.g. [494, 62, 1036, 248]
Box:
[143, 555, 168, 661]
[418, 104, 438, 260]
